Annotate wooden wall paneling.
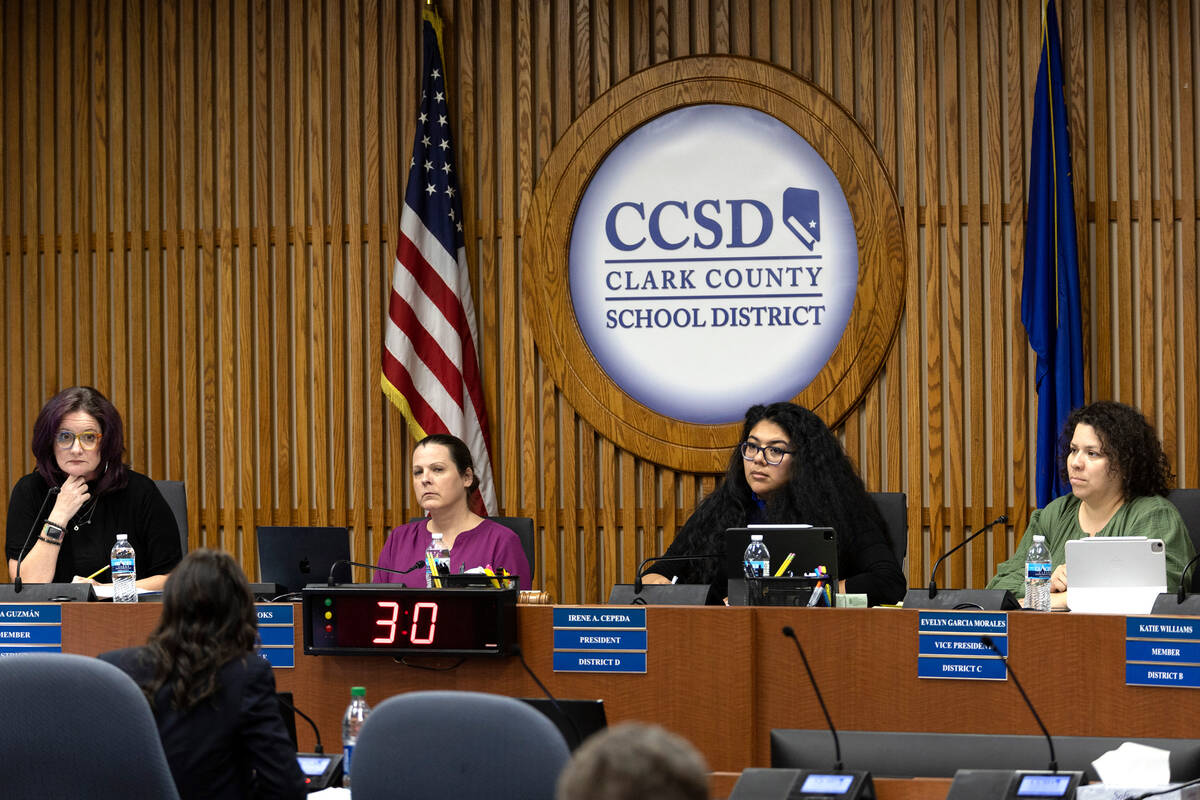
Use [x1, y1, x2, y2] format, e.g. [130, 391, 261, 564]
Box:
[560, 404, 579, 604]
[1110, 2, 1134, 401]
[305, 0, 327, 529]
[35, 4, 56, 402]
[213, 0, 235, 556]
[1133, 2, 1155, 419]
[144, 0, 165, 481]
[326, 0, 346, 535]
[364, 0, 384, 553]
[1062, 0, 1089, 399]
[234, 0, 254, 566]
[541, 373, 560, 601]
[1089, 0, 1112, 402]
[983, 0, 1007, 576]
[1178, 2, 1198, 488]
[344, 0, 366, 567]
[90, 0, 110, 399]
[126, 0, 146, 476]
[942, 2, 968, 588]
[251, 0, 271, 550]
[1151, 0, 1176, 465]
[619, 450, 636, 586]
[859, 0, 883, 494]
[578, 419, 598, 603]
[599, 440, 617, 600]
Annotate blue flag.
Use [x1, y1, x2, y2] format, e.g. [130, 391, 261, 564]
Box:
[1021, 0, 1084, 508]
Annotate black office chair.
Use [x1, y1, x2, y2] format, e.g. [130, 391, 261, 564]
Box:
[351, 690, 570, 800]
[0, 653, 181, 800]
[407, 515, 536, 584]
[154, 479, 189, 556]
[1167, 489, 1200, 590]
[869, 491, 907, 570]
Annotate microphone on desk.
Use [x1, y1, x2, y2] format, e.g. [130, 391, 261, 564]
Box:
[276, 692, 327, 754]
[782, 626, 844, 770]
[326, 559, 424, 586]
[276, 692, 344, 790]
[633, 553, 722, 594]
[511, 643, 584, 749]
[928, 515, 1007, 599]
[979, 635, 1057, 772]
[13, 486, 60, 595]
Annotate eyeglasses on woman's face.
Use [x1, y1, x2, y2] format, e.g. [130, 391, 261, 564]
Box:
[54, 430, 102, 451]
[739, 441, 794, 466]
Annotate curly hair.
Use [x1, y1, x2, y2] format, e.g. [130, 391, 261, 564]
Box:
[141, 549, 259, 712]
[556, 722, 709, 800]
[30, 385, 129, 495]
[1057, 400, 1173, 499]
[668, 402, 888, 584]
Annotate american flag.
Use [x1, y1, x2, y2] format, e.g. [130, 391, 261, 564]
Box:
[382, 7, 496, 513]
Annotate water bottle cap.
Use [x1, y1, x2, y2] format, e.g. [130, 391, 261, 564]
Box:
[351, 686, 366, 697]
[1032, 535, 1045, 542]
[431, 532, 443, 541]
[116, 534, 128, 541]
[751, 534, 763, 541]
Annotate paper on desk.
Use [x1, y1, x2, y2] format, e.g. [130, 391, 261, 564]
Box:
[1092, 741, 1173, 786]
[90, 584, 156, 599]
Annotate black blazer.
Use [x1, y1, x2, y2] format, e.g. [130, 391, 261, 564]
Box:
[99, 647, 306, 800]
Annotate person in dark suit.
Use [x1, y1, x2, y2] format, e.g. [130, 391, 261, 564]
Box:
[100, 549, 305, 800]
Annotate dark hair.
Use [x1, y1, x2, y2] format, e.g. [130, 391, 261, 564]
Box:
[675, 402, 889, 583]
[30, 385, 128, 495]
[415, 433, 479, 494]
[1057, 401, 1173, 499]
[141, 549, 258, 712]
[556, 722, 709, 800]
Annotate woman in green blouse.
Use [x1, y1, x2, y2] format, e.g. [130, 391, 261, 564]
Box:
[987, 401, 1194, 609]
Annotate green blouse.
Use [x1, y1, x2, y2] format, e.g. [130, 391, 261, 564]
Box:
[986, 493, 1195, 597]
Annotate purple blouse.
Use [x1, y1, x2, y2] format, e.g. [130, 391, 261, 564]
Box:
[374, 518, 532, 590]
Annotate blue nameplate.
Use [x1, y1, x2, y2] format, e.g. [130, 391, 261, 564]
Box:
[0, 605, 62, 623]
[917, 656, 1008, 680]
[0, 645, 63, 655]
[919, 633, 1007, 657]
[259, 647, 295, 669]
[917, 611, 1009, 635]
[553, 651, 647, 673]
[554, 629, 648, 651]
[553, 608, 646, 629]
[256, 604, 295, 625]
[0, 626, 62, 645]
[1127, 617, 1200, 640]
[1126, 640, 1200, 664]
[1126, 663, 1200, 688]
[258, 626, 296, 647]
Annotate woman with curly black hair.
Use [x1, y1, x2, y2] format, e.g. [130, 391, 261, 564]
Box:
[640, 402, 905, 606]
[987, 401, 1194, 609]
[100, 549, 305, 800]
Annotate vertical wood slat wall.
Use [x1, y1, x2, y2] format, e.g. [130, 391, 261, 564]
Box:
[2, 0, 1197, 603]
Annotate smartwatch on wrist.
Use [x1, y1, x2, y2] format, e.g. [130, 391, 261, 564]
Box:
[39, 522, 65, 546]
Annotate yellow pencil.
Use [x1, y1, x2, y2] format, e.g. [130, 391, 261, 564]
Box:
[774, 552, 796, 577]
[84, 564, 111, 581]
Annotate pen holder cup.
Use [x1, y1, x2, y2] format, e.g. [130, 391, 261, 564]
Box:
[746, 576, 833, 607]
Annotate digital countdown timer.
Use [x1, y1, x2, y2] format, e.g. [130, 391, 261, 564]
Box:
[302, 586, 518, 656]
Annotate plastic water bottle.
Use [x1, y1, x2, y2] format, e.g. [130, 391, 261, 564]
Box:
[1025, 534, 1052, 612]
[744, 534, 771, 578]
[425, 532, 450, 587]
[341, 686, 370, 787]
[110, 534, 137, 603]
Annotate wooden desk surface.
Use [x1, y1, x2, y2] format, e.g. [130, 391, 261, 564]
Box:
[58, 603, 1199, 774]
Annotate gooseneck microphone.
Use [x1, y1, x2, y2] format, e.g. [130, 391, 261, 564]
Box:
[276, 693, 327, 754]
[326, 559, 424, 586]
[928, 515, 1008, 598]
[512, 643, 584, 749]
[13, 486, 60, 594]
[1177, 551, 1200, 603]
[980, 635, 1057, 772]
[782, 625, 843, 770]
[633, 553, 722, 593]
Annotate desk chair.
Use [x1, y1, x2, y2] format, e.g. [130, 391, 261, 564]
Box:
[1168, 489, 1200, 590]
[869, 491, 908, 570]
[155, 479, 189, 555]
[351, 690, 570, 800]
[408, 515, 537, 584]
[0, 653, 181, 800]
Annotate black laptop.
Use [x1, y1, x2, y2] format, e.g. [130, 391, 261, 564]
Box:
[257, 526, 352, 596]
[724, 526, 839, 606]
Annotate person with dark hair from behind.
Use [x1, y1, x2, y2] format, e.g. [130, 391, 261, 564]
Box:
[556, 722, 709, 800]
[374, 432, 531, 588]
[640, 402, 905, 606]
[987, 400, 1194, 609]
[100, 549, 305, 800]
[6, 385, 182, 589]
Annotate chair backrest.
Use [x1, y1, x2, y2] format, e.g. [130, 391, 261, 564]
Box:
[869, 491, 908, 570]
[351, 690, 570, 800]
[490, 515, 536, 581]
[0, 653, 181, 800]
[1167, 489, 1200, 589]
[154, 479, 189, 556]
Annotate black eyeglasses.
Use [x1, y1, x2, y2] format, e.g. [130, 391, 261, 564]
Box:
[739, 441, 794, 465]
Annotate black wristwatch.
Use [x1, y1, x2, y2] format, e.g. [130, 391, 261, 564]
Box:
[39, 522, 65, 546]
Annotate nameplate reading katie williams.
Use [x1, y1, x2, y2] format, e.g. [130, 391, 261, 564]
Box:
[916, 611, 1009, 681]
[1125, 616, 1200, 688]
[551, 607, 647, 674]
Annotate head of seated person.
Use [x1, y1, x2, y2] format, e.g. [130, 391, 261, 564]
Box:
[555, 722, 709, 800]
[1058, 400, 1173, 512]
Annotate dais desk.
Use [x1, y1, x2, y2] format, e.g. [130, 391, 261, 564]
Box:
[58, 604, 1197, 774]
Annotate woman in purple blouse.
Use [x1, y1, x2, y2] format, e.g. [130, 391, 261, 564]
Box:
[374, 434, 531, 589]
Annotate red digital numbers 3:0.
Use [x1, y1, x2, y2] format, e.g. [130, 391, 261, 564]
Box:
[372, 600, 439, 645]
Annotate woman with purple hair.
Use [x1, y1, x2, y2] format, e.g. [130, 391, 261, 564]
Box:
[5, 386, 182, 589]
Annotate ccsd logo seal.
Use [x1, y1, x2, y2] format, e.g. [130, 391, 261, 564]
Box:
[570, 105, 858, 424]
